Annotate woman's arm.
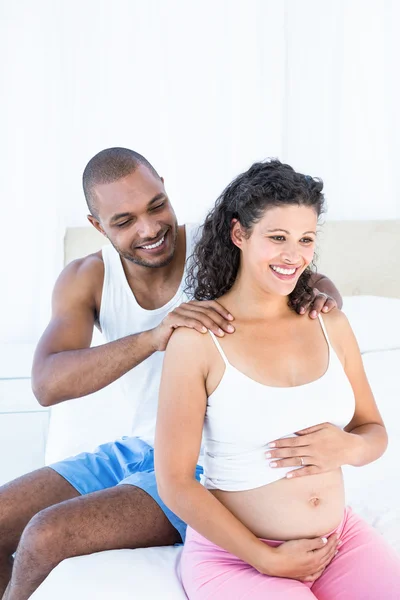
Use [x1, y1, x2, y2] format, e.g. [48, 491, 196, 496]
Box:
[154, 327, 269, 572]
[339, 311, 388, 465]
[266, 310, 387, 476]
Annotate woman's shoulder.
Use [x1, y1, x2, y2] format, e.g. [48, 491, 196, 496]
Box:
[321, 308, 357, 362]
[321, 307, 350, 330]
[166, 326, 214, 359]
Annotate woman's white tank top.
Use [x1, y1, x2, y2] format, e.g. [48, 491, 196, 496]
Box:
[99, 223, 200, 446]
[201, 315, 356, 491]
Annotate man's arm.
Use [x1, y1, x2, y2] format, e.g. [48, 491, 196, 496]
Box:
[296, 272, 343, 318]
[31, 256, 157, 407]
[32, 256, 235, 408]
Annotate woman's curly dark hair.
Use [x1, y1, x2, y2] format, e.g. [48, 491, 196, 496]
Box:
[187, 159, 325, 312]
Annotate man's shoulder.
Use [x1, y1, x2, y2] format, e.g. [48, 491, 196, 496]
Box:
[63, 250, 104, 280]
[56, 251, 105, 299]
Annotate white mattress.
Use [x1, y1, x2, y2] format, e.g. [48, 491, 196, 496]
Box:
[32, 348, 400, 599]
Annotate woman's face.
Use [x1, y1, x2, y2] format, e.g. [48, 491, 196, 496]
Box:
[233, 204, 318, 297]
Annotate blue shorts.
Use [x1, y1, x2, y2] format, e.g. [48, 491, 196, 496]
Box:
[50, 436, 203, 543]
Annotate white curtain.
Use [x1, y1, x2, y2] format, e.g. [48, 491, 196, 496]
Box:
[0, 0, 398, 344]
[284, 0, 400, 220]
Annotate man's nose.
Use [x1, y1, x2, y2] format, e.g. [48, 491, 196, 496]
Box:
[137, 219, 160, 241]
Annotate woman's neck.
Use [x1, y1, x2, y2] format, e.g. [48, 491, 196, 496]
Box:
[223, 273, 291, 322]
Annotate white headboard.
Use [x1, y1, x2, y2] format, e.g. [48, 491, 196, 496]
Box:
[64, 220, 400, 298]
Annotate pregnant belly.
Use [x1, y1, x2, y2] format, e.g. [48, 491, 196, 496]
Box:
[211, 469, 345, 541]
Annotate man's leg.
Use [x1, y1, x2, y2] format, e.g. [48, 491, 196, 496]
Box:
[0, 468, 80, 597]
[4, 484, 180, 600]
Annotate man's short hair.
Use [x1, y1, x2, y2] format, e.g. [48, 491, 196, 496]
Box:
[82, 147, 160, 217]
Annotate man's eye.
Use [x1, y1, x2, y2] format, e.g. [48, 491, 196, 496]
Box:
[116, 221, 130, 228]
[151, 203, 164, 211]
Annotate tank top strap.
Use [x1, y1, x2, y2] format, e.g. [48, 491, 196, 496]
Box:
[208, 331, 230, 367]
[317, 314, 332, 349]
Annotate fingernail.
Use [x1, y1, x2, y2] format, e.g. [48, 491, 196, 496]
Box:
[265, 452, 272, 458]
[269, 462, 277, 468]
[334, 550, 339, 556]
[321, 537, 328, 544]
[286, 473, 293, 479]
[218, 329, 224, 336]
[323, 306, 329, 312]
[300, 307, 305, 314]
[337, 540, 342, 547]
[311, 310, 317, 318]
[227, 314, 234, 320]
[268, 443, 276, 448]
[201, 326, 207, 333]
[227, 325, 235, 333]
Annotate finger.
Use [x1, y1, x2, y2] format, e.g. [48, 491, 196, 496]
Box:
[296, 296, 314, 315]
[176, 308, 226, 337]
[266, 446, 309, 460]
[172, 317, 211, 335]
[182, 305, 235, 334]
[295, 423, 328, 436]
[190, 300, 234, 321]
[307, 534, 336, 553]
[321, 297, 337, 313]
[308, 293, 329, 318]
[267, 436, 305, 449]
[302, 568, 325, 583]
[286, 465, 319, 479]
[311, 534, 338, 558]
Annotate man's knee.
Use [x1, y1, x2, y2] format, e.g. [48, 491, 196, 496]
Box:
[18, 508, 67, 568]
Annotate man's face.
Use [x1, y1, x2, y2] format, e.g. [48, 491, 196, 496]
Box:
[90, 165, 178, 268]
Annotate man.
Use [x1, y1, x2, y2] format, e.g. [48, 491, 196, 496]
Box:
[0, 148, 341, 600]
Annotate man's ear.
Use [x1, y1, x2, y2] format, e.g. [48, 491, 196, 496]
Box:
[231, 218, 244, 249]
[87, 215, 107, 237]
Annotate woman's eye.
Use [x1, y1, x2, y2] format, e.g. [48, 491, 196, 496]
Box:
[300, 237, 314, 244]
[270, 236, 285, 242]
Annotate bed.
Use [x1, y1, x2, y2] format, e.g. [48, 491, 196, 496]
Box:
[32, 220, 400, 599]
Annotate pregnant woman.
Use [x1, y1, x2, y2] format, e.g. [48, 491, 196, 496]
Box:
[155, 160, 400, 598]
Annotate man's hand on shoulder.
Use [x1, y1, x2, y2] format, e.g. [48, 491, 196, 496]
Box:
[149, 300, 235, 352]
[297, 273, 343, 319]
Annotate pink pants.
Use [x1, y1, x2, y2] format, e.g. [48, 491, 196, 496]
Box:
[180, 507, 400, 599]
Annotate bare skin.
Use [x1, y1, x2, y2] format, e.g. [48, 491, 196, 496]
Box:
[0, 164, 343, 599]
[0, 469, 179, 600]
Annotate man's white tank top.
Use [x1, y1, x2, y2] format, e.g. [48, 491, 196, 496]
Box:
[99, 223, 201, 446]
[201, 315, 356, 491]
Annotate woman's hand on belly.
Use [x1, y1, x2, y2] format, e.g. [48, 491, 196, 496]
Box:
[263, 533, 339, 582]
[267, 422, 360, 478]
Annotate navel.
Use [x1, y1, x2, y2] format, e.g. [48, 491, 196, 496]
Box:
[309, 496, 321, 507]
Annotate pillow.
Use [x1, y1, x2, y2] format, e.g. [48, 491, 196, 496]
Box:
[342, 296, 400, 353]
[31, 546, 186, 600]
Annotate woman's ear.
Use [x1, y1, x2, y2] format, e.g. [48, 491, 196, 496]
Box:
[231, 219, 244, 249]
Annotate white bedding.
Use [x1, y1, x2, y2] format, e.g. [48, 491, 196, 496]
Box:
[33, 298, 400, 599]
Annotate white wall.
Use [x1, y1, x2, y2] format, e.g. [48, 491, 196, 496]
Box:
[57, 0, 286, 227]
[1, 0, 399, 344]
[284, 0, 400, 220]
[0, 0, 65, 344]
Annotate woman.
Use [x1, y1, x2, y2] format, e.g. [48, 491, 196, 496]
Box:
[154, 160, 400, 598]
